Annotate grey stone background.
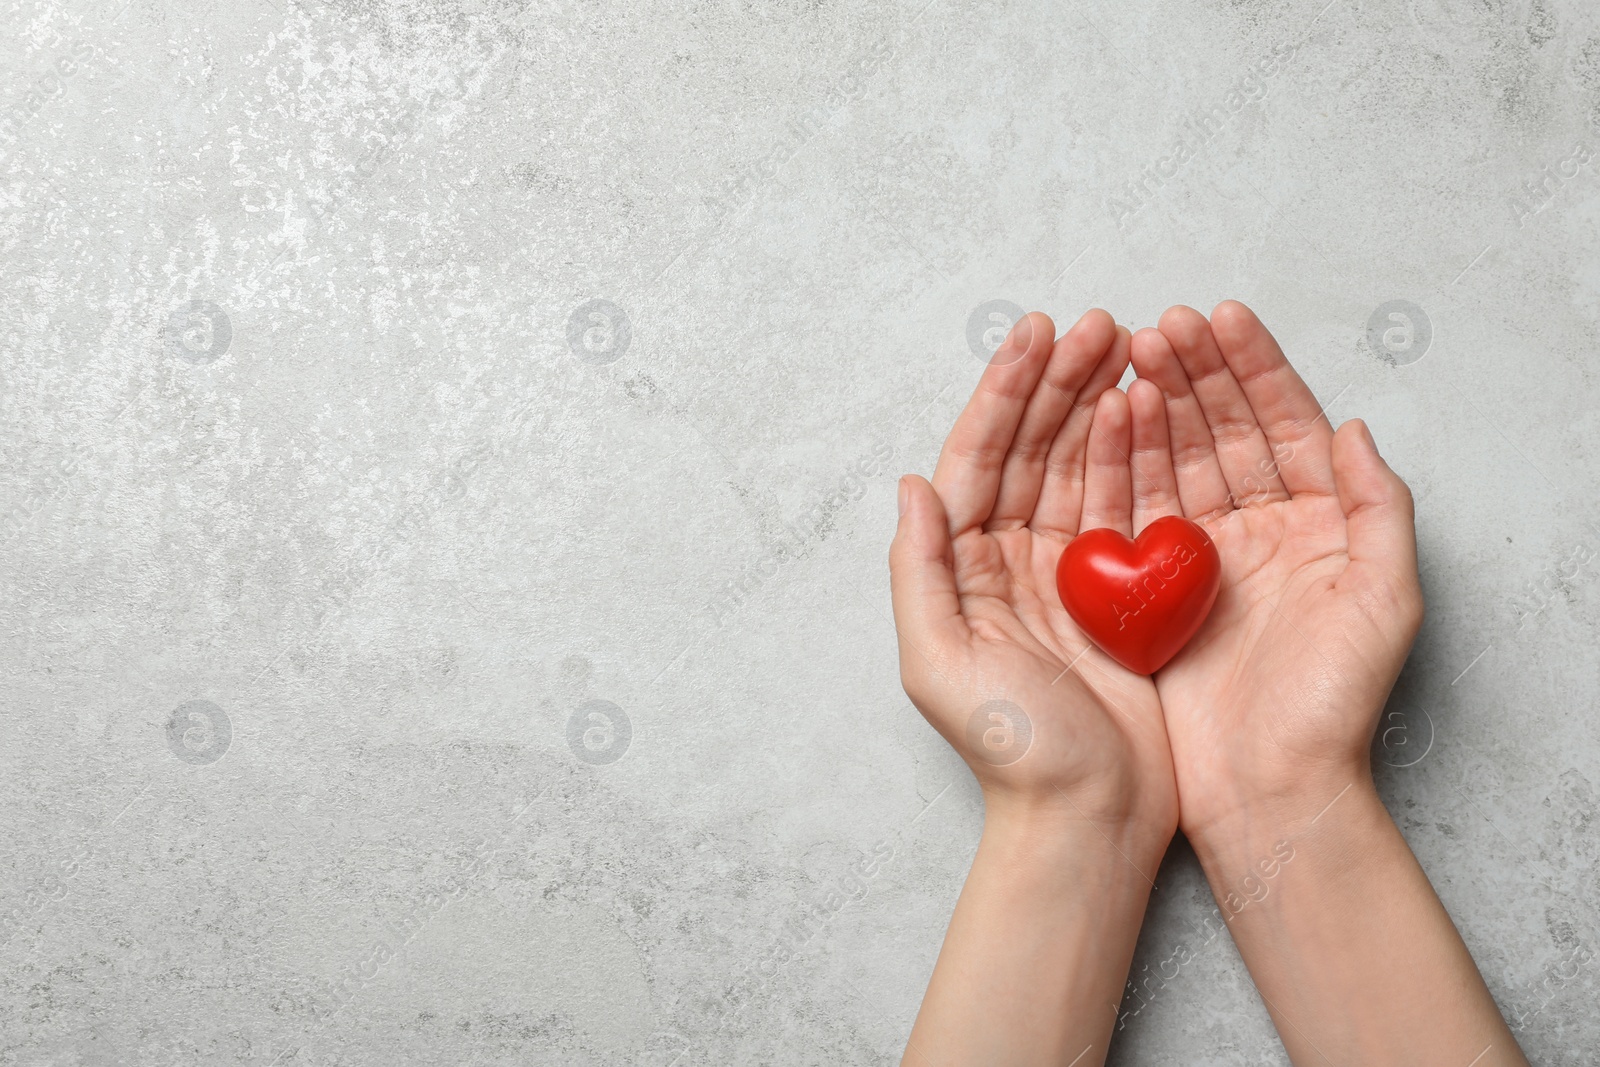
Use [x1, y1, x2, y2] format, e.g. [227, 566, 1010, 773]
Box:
[3, 0, 1599, 1063]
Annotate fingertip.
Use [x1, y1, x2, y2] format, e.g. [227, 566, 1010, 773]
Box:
[1157, 304, 1209, 345]
[1017, 310, 1055, 355]
[1129, 384, 1172, 479]
[1053, 308, 1118, 367]
[1334, 418, 1378, 459]
[1208, 299, 1258, 338]
[1203, 300, 1267, 363]
[893, 474, 950, 558]
[1094, 385, 1131, 429]
[1131, 326, 1192, 403]
[1352, 417, 1378, 454]
[893, 473, 920, 531]
[1157, 306, 1223, 378]
[1074, 307, 1116, 340]
[888, 475, 965, 652]
[890, 475, 911, 554]
[1129, 325, 1169, 374]
[1330, 418, 1420, 608]
[1089, 390, 1132, 470]
[988, 311, 1054, 367]
[1332, 418, 1359, 453]
[1333, 418, 1412, 512]
[1128, 377, 1165, 422]
[900, 471, 934, 510]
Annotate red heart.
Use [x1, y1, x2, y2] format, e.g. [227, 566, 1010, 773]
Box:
[1055, 516, 1221, 675]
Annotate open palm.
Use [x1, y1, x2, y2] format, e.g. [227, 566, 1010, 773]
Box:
[891, 311, 1176, 834]
[1124, 303, 1423, 834]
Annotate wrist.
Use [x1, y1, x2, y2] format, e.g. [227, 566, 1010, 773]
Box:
[1184, 775, 1394, 940]
[982, 787, 1175, 878]
[1184, 768, 1382, 869]
[1179, 753, 1373, 853]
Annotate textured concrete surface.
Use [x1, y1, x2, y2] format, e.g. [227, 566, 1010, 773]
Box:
[3, 0, 1600, 1063]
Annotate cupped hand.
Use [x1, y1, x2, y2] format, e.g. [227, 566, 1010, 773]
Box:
[1125, 301, 1424, 837]
[889, 311, 1177, 840]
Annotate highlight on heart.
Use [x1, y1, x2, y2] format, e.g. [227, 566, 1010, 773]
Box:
[1054, 514, 1222, 675]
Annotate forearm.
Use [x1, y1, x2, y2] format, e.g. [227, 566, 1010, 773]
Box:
[1190, 772, 1527, 1067]
[904, 795, 1168, 1067]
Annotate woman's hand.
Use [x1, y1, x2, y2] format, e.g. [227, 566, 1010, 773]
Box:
[890, 310, 1176, 840]
[1125, 302, 1526, 1067]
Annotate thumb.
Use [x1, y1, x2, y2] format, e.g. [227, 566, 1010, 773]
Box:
[889, 475, 967, 657]
[1332, 419, 1422, 625]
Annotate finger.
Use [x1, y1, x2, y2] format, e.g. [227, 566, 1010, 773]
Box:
[889, 475, 969, 661]
[1128, 378, 1183, 532]
[1331, 420, 1421, 619]
[988, 309, 1118, 530]
[1128, 325, 1233, 521]
[1209, 300, 1336, 497]
[932, 312, 1056, 534]
[1158, 305, 1287, 507]
[1078, 390, 1134, 537]
[1031, 325, 1133, 537]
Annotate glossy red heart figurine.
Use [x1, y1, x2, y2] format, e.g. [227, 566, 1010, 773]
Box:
[1055, 515, 1222, 675]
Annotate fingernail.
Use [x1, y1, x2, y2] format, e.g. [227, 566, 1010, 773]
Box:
[1357, 419, 1379, 454]
[898, 477, 909, 517]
